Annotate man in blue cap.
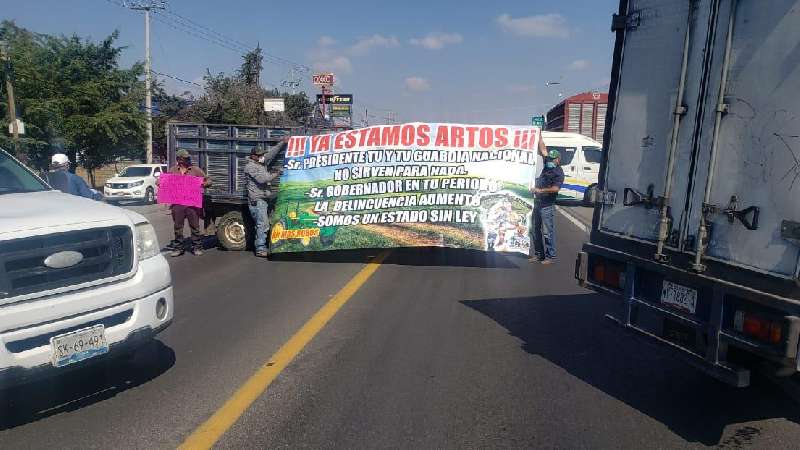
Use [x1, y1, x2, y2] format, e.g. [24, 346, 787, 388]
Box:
[529, 147, 564, 264]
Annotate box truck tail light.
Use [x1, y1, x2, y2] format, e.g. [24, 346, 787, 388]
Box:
[592, 260, 626, 290]
[734, 311, 782, 344]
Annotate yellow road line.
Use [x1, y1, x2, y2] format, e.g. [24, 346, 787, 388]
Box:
[179, 251, 390, 450]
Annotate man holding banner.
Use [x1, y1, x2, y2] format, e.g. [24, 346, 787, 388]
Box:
[165, 149, 210, 257]
[529, 143, 564, 265]
[244, 138, 288, 258]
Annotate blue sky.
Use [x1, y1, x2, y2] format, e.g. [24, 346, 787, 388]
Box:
[5, 0, 618, 125]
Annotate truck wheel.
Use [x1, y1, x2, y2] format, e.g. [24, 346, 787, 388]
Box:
[145, 187, 155, 205]
[583, 184, 598, 206]
[217, 211, 249, 251]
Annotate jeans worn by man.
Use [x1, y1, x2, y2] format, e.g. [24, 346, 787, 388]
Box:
[529, 148, 564, 265]
[244, 139, 287, 257]
[531, 205, 557, 261]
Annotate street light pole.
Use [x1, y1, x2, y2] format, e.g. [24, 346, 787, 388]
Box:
[128, 1, 165, 163]
[144, 8, 152, 163]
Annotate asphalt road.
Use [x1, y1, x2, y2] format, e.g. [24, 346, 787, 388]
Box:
[2, 203, 800, 449]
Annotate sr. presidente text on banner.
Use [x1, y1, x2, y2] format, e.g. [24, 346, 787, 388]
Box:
[271, 122, 541, 254]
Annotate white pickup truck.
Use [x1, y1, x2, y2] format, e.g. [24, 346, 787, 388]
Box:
[0, 149, 173, 386]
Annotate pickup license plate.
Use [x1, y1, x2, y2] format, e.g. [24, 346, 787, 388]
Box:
[50, 325, 108, 368]
[661, 281, 698, 314]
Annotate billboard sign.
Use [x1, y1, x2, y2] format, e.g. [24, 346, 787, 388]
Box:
[263, 98, 286, 112]
[312, 73, 335, 86]
[316, 94, 353, 105]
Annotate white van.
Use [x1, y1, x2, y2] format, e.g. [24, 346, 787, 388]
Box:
[541, 131, 603, 204]
[104, 164, 168, 204]
[0, 149, 173, 386]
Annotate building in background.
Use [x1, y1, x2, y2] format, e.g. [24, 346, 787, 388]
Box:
[545, 92, 608, 143]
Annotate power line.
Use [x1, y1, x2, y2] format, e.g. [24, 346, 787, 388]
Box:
[162, 8, 251, 50]
[151, 70, 202, 87]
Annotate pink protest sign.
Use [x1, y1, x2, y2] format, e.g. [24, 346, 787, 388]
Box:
[157, 173, 203, 208]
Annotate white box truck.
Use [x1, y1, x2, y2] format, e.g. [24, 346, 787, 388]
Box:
[0, 149, 173, 386]
[576, 0, 800, 386]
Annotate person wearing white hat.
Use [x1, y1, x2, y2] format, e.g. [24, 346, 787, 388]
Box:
[46, 153, 101, 200]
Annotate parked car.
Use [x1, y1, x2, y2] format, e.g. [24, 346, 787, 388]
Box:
[541, 131, 602, 204]
[0, 148, 173, 387]
[104, 164, 168, 204]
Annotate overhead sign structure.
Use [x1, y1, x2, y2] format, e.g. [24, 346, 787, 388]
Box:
[312, 73, 335, 86]
[316, 94, 353, 105]
[264, 98, 286, 112]
[271, 123, 543, 254]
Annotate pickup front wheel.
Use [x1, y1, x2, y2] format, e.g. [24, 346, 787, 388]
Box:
[217, 211, 249, 251]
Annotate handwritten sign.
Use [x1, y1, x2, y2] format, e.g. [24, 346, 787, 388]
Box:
[157, 173, 203, 208]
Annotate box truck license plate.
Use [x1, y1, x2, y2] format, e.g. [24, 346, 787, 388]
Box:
[661, 281, 698, 314]
[50, 325, 108, 367]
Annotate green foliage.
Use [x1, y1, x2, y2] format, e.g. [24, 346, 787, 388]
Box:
[237, 46, 263, 86]
[284, 92, 312, 123]
[0, 21, 146, 171]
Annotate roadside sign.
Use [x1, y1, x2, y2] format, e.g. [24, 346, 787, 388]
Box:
[330, 105, 352, 117]
[8, 118, 25, 135]
[531, 115, 545, 128]
[264, 98, 286, 112]
[312, 73, 335, 86]
[316, 94, 353, 105]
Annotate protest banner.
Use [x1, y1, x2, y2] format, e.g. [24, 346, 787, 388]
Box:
[270, 122, 543, 254]
[157, 173, 204, 208]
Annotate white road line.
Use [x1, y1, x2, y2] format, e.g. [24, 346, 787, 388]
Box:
[555, 205, 590, 233]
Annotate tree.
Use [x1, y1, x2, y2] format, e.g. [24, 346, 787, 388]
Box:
[0, 21, 146, 179]
[152, 80, 193, 161]
[284, 92, 312, 124]
[237, 46, 263, 86]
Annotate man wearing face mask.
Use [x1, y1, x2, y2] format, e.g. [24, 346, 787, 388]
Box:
[529, 144, 564, 265]
[244, 137, 289, 258]
[167, 149, 211, 257]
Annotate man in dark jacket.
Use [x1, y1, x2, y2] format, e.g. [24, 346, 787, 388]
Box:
[244, 138, 288, 257]
[167, 149, 210, 257]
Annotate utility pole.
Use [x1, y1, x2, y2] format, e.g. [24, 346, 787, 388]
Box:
[127, 1, 165, 163]
[1, 41, 24, 163]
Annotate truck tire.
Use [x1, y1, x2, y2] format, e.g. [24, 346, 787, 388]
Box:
[145, 187, 155, 205]
[583, 184, 598, 207]
[217, 211, 249, 251]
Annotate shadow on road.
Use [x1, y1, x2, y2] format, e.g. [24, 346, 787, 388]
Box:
[0, 340, 175, 431]
[461, 294, 800, 446]
[271, 246, 520, 269]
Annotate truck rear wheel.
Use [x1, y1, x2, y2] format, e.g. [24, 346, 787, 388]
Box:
[217, 211, 249, 251]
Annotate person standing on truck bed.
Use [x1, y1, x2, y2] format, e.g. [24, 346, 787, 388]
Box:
[168, 149, 211, 257]
[529, 143, 564, 265]
[46, 154, 102, 200]
[245, 137, 289, 258]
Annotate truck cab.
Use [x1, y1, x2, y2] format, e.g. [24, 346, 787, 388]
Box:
[0, 149, 173, 386]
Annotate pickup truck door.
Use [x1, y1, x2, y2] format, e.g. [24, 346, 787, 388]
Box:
[682, 0, 800, 277]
